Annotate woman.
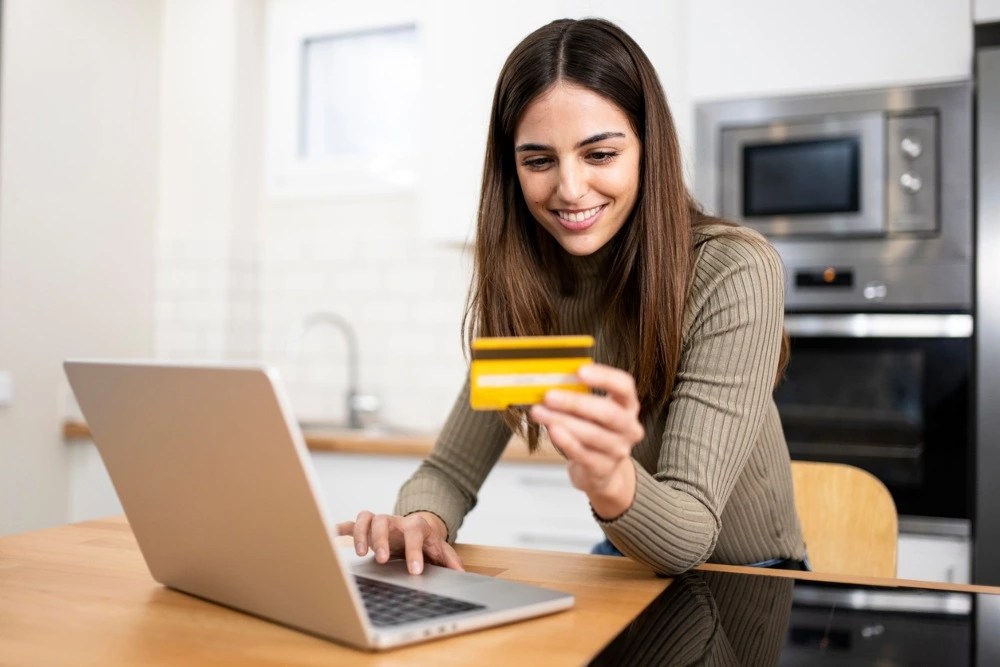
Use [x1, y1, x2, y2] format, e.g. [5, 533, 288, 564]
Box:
[338, 17, 806, 576]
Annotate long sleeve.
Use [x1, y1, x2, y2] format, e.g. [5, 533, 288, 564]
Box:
[394, 379, 511, 541]
[596, 229, 791, 574]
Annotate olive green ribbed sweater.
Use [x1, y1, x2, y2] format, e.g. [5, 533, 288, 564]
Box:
[395, 224, 806, 574]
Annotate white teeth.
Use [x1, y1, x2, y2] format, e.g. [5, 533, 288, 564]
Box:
[556, 205, 603, 223]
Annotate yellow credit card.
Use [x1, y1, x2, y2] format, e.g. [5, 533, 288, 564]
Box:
[470, 335, 595, 410]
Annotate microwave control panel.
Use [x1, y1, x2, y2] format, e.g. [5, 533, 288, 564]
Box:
[886, 113, 938, 234]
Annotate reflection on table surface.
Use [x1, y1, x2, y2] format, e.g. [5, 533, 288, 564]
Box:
[588, 569, 1000, 666]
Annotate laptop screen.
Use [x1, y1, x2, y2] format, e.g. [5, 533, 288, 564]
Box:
[587, 570, 1000, 666]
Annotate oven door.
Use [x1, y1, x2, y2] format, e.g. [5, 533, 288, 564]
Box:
[777, 314, 973, 520]
[720, 113, 885, 237]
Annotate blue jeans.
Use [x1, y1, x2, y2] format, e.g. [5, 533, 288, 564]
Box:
[590, 538, 625, 556]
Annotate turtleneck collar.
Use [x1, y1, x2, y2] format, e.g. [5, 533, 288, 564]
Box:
[562, 238, 616, 284]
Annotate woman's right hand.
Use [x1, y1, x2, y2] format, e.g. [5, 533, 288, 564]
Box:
[336, 510, 464, 575]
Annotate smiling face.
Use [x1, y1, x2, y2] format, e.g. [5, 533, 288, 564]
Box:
[513, 82, 642, 256]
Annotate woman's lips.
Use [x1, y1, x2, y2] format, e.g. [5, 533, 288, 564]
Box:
[553, 204, 606, 231]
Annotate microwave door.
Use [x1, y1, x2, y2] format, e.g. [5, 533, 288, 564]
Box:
[720, 113, 886, 237]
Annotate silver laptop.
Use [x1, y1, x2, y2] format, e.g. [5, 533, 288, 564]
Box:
[64, 360, 574, 650]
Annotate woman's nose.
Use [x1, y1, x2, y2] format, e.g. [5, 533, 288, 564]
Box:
[556, 164, 587, 203]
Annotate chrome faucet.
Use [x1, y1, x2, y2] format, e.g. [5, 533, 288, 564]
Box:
[287, 311, 380, 429]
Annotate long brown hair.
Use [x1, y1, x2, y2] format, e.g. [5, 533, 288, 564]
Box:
[464, 18, 788, 449]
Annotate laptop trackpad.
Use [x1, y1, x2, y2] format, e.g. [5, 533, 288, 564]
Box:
[348, 556, 564, 611]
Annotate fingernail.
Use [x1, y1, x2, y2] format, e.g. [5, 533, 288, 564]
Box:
[577, 365, 592, 379]
[409, 560, 423, 575]
[376, 548, 387, 562]
[356, 543, 366, 556]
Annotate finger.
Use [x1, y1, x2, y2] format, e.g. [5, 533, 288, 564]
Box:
[557, 429, 622, 491]
[432, 541, 465, 572]
[541, 391, 644, 442]
[416, 518, 466, 572]
[335, 521, 355, 536]
[531, 404, 629, 457]
[534, 397, 645, 447]
[552, 425, 622, 489]
[370, 514, 392, 563]
[552, 425, 615, 492]
[543, 389, 622, 427]
[353, 511, 374, 556]
[402, 523, 427, 575]
[545, 422, 586, 462]
[577, 364, 641, 412]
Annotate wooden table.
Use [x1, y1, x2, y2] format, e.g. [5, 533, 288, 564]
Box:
[2, 518, 998, 666]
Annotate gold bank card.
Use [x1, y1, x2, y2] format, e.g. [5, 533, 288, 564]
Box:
[470, 335, 595, 410]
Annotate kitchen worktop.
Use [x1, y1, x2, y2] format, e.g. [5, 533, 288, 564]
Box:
[62, 419, 566, 464]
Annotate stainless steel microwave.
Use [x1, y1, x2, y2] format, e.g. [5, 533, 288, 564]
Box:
[720, 111, 937, 237]
[695, 82, 973, 311]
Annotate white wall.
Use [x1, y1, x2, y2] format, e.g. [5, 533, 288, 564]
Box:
[154, 0, 264, 362]
[0, 0, 162, 534]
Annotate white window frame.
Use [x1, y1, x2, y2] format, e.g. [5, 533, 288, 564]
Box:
[265, 0, 421, 199]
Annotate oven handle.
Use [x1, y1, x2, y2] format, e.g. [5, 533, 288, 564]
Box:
[784, 313, 973, 338]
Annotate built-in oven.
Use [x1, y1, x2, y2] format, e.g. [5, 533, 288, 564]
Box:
[695, 81, 976, 577]
[777, 314, 973, 521]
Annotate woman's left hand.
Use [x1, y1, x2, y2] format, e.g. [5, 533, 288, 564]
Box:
[528, 363, 644, 519]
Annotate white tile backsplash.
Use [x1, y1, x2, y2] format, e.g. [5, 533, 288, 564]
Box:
[153, 191, 472, 432]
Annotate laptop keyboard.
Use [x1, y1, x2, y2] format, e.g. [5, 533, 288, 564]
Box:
[354, 575, 486, 628]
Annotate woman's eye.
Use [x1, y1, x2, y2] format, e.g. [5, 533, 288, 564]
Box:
[588, 150, 619, 163]
[521, 156, 552, 170]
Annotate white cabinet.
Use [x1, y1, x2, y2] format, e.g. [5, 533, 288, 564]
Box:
[69, 443, 974, 582]
[897, 532, 971, 584]
[977, 0, 1000, 23]
[687, 0, 972, 103]
[308, 451, 604, 553]
[67, 442, 606, 555]
[460, 462, 604, 553]
[68, 443, 122, 522]
[309, 452, 424, 519]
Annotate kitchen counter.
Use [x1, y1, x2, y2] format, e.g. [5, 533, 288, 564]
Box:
[62, 419, 566, 464]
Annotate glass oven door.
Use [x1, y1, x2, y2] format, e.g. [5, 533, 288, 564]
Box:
[778, 314, 973, 519]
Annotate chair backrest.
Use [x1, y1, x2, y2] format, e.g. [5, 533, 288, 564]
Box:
[790, 461, 898, 578]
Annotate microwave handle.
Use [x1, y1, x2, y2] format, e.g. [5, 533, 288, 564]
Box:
[784, 313, 972, 338]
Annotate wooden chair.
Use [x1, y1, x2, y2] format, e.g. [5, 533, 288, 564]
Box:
[790, 461, 898, 578]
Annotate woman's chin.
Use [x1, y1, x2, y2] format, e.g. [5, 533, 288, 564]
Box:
[556, 235, 606, 256]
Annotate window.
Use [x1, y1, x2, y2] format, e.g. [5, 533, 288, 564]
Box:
[266, 2, 421, 198]
[300, 25, 419, 164]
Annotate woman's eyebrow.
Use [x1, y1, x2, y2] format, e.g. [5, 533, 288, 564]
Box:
[514, 131, 627, 153]
[575, 131, 626, 148]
